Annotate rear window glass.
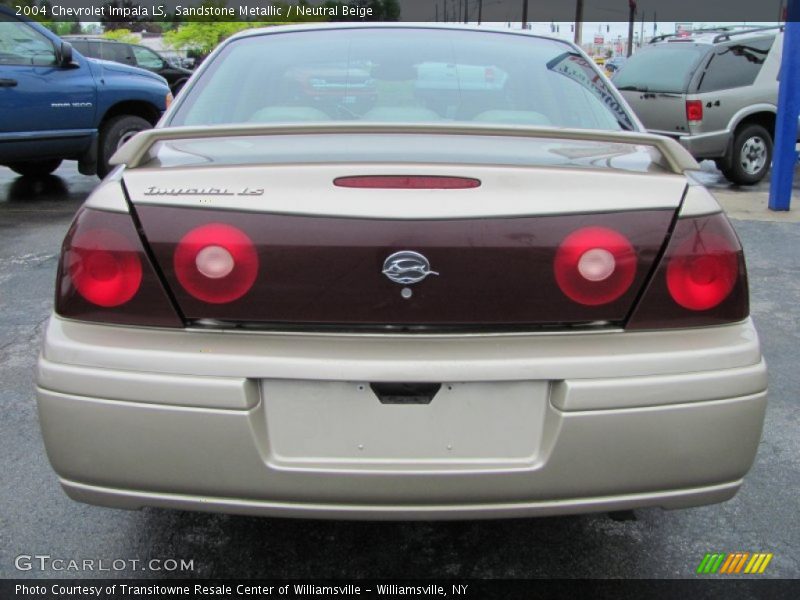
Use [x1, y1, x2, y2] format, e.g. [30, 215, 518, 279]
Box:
[613, 44, 707, 93]
[101, 42, 134, 65]
[69, 40, 92, 56]
[697, 39, 774, 92]
[170, 28, 634, 131]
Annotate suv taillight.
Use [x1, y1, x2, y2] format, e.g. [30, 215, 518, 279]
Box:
[627, 213, 748, 329]
[56, 208, 182, 327]
[686, 100, 704, 123]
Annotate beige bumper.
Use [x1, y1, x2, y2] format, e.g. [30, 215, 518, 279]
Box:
[36, 316, 768, 519]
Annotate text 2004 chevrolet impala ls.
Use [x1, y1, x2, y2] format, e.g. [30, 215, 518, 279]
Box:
[36, 25, 767, 519]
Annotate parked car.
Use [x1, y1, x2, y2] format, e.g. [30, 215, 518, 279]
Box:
[36, 24, 767, 520]
[64, 36, 193, 95]
[604, 55, 626, 76]
[614, 26, 788, 185]
[0, 8, 171, 178]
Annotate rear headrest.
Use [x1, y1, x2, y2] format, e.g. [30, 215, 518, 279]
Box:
[361, 107, 441, 122]
[371, 60, 418, 81]
[248, 106, 330, 123]
[472, 110, 552, 126]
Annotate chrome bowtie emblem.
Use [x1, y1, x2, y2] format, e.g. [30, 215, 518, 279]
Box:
[382, 251, 439, 285]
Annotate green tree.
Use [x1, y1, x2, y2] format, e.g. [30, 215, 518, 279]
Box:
[102, 1, 146, 32]
[378, 0, 401, 20]
[163, 22, 253, 58]
[353, 0, 401, 20]
[102, 28, 139, 44]
[162, 1, 322, 60]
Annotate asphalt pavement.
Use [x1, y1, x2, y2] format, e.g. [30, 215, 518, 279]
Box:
[1, 163, 798, 580]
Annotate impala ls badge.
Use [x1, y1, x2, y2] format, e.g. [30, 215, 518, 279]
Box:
[382, 251, 439, 285]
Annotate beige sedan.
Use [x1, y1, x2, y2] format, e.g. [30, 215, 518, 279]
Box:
[36, 24, 767, 519]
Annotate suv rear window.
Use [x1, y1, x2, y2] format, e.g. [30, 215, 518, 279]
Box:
[697, 38, 774, 92]
[170, 28, 634, 131]
[100, 42, 134, 65]
[69, 40, 93, 57]
[613, 44, 708, 93]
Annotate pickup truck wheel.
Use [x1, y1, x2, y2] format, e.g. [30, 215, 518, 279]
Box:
[8, 159, 62, 177]
[721, 124, 773, 185]
[97, 115, 151, 178]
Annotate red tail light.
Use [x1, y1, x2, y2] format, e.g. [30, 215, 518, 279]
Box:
[627, 213, 748, 329]
[56, 209, 182, 327]
[334, 176, 481, 189]
[666, 233, 738, 310]
[68, 228, 142, 307]
[174, 223, 258, 304]
[686, 100, 704, 122]
[554, 227, 637, 306]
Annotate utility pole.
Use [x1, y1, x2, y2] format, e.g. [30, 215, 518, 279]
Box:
[627, 1, 637, 57]
[639, 9, 645, 48]
[478, 0, 483, 25]
[574, 0, 583, 45]
[769, 0, 799, 211]
[464, 0, 468, 23]
[522, 0, 528, 30]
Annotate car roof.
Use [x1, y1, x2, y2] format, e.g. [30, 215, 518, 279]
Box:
[63, 36, 123, 43]
[63, 36, 160, 52]
[227, 22, 579, 48]
[648, 25, 782, 47]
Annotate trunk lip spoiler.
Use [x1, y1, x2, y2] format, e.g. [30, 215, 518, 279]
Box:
[111, 122, 699, 175]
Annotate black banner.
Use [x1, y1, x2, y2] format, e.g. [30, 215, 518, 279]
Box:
[0, 0, 795, 23]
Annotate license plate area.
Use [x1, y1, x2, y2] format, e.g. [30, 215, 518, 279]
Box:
[370, 382, 441, 404]
[261, 380, 549, 470]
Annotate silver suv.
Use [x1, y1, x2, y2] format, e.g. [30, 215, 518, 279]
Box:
[615, 26, 785, 185]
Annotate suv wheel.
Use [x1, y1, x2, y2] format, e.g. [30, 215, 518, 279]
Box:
[8, 159, 62, 177]
[97, 115, 151, 178]
[721, 124, 773, 185]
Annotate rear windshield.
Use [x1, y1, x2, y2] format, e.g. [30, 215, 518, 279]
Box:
[613, 44, 708, 93]
[169, 27, 634, 131]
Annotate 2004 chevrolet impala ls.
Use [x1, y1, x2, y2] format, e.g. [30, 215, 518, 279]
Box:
[36, 25, 768, 519]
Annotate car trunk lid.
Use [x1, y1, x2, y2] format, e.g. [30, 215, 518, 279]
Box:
[119, 128, 692, 331]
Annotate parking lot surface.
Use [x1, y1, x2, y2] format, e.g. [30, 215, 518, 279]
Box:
[1, 163, 798, 579]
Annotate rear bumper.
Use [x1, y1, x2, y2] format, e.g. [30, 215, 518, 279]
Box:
[36, 316, 768, 519]
[60, 478, 744, 520]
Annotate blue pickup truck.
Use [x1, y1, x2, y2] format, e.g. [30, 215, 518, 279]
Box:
[0, 7, 171, 178]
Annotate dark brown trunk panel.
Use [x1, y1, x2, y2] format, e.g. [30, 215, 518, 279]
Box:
[135, 206, 674, 329]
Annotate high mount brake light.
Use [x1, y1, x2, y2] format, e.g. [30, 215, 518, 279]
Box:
[627, 213, 748, 329]
[554, 226, 637, 306]
[173, 223, 259, 304]
[56, 209, 182, 327]
[333, 176, 481, 189]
